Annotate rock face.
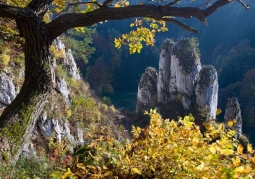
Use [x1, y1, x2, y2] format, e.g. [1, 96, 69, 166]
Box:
[0, 72, 16, 108]
[54, 38, 81, 80]
[224, 97, 242, 135]
[64, 49, 81, 80]
[136, 67, 158, 113]
[169, 39, 202, 107]
[37, 111, 85, 144]
[157, 39, 174, 103]
[195, 66, 218, 119]
[56, 78, 70, 103]
[137, 38, 219, 121]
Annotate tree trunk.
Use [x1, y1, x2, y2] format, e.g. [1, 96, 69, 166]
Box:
[0, 16, 53, 165]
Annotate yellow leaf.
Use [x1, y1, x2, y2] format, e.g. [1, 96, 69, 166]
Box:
[209, 146, 217, 154]
[196, 162, 205, 171]
[220, 148, 234, 156]
[232, 156, 241, 167]
[114, 3, 120, 7]
[247, 143, 253, 153]
[76, 163, 86, 170]
[131, 168, 142, 175]
[125, 2, 129, 6]
[104, 171, 113, 176]
[237, 144, 244, 154]
[234, 166, 244, 173]
[227, 120, 234, 127]
[216, 108, 222, 115]
[61, 168, 74, 179]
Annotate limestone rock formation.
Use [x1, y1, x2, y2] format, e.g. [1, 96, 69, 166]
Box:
[37, 111, 83, 144]
[195, 66, 218, 120]
[136, 67, 158, 113]
[157, 39, 174, 103]
[64, 49, 81, 80]
[54, 38, 81, 80]
[56, 77, 70, 103]
[224, 97, 242, 134]
[137, 38, 219, 121]
[0, 72, 16, 108]
[169, 39, 202, 104]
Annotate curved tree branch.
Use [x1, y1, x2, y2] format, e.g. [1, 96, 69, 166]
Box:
[165, 0, 181, 7]
[160, 17, 199, 33]
[0, 4, 25, 19]
[202, 0, 232, 17]
[47, 0, 232, 40]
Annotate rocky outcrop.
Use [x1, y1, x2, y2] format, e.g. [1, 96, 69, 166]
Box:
[157, 39, 174, 103]
[0, 72, 16, 108]
[137, 38, 219, 121]
[37, 111, 85, 144]
[136, 67, 158, 113]
[54, 38, 81, 80]
[56, 78, 70, 103]
[64, 49, 81, 80]
[195, 66, 218, 119]
[169, 39, 202, 108]
[224, 97, 242, 134]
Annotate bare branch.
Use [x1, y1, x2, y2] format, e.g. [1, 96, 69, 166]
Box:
[202, 0, 231, 18]
[165, 0, 181, 7]
[47, 0, 233, 40]
[236, 0, 250, 10]
[160, 17, 199, 33]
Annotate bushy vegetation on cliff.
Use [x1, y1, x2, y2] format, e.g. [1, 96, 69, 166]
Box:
[2, 110, 254, 178]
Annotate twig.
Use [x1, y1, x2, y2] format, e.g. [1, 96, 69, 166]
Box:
[165, 0, 181, 7]
[159, 17, 199, 34]
[236, 0, 250, 10]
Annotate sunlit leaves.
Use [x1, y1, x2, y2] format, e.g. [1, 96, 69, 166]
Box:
[57, 110, 255, 178]
[2, 0, 30, 7]
[115, 18, 168, 54]
[114, 0, 129, 8]
[52, 0, 100, 13]
[247, 143, 254, 154]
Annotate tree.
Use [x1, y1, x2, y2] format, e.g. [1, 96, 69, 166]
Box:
[0, 0, 249, 165]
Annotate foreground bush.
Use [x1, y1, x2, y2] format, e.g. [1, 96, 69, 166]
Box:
[53, 110, 255, 179]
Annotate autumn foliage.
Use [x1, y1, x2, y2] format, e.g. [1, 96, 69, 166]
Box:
[51, 109, 255, 179]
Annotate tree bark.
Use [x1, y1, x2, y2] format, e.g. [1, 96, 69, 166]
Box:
[0, 13, 53, 165]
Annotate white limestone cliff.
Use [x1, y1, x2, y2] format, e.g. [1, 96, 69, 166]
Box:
[157, 39, 174, 103]
[169, 39, 202, 109]
[137, 38, 220, 121]
[56, 77, 70, 103]
[64, 49, 81, 80]
[136, 67, 158, 113]
[0, 72, 16, 108]
[54, 38, 81, 80]
[195, 66, 218, 120]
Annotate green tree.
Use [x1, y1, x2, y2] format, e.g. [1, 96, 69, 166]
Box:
[0, 0, 249, 165]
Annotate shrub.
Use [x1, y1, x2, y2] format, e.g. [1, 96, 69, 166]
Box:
[55, 110, 255, 179]
[0, 155, 52, 179]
